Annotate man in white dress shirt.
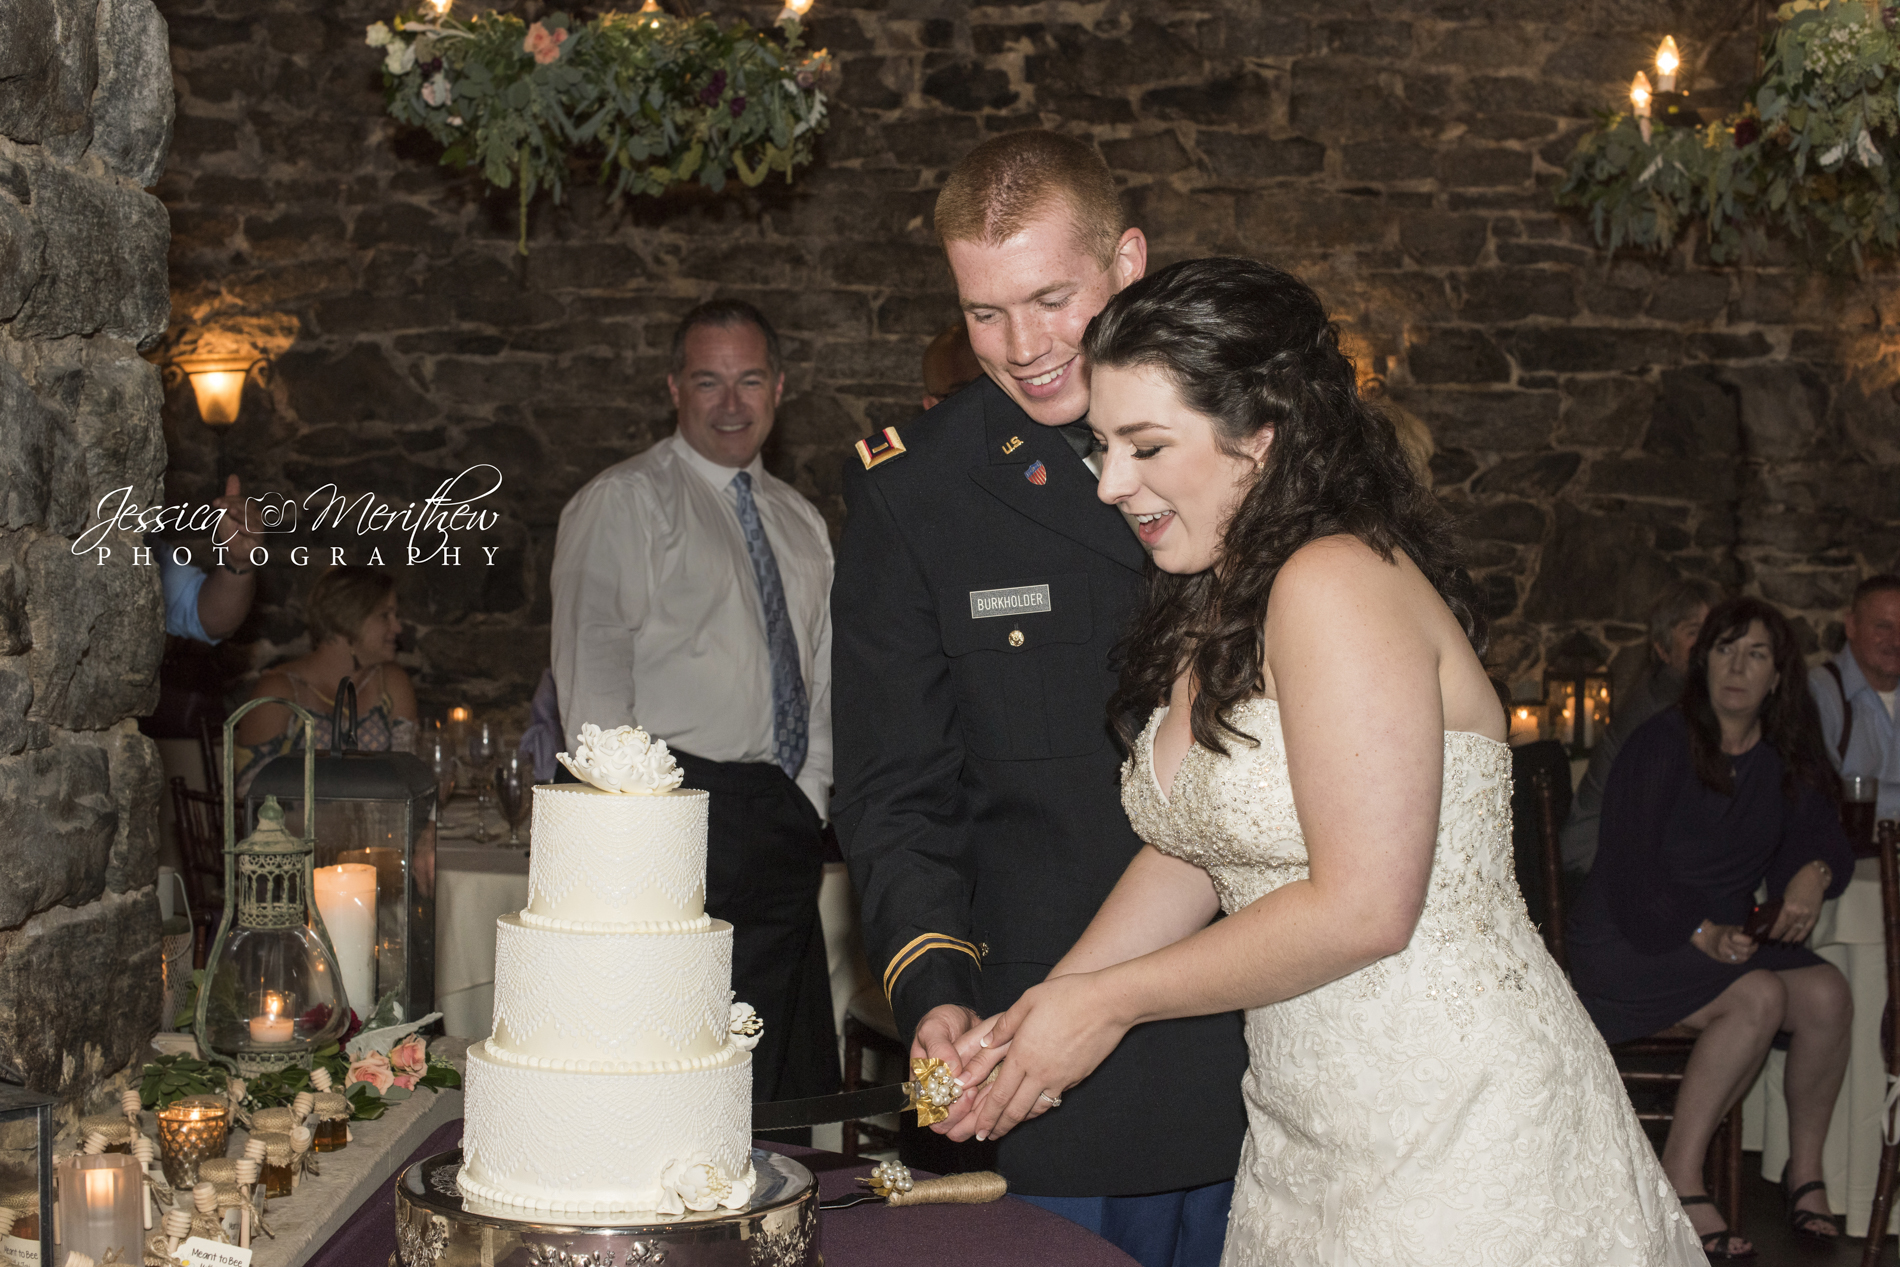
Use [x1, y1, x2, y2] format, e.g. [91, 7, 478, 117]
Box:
[1811, 574, 1900, 825]
[550, 299, 839, 1124]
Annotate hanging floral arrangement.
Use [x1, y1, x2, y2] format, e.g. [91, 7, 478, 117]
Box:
[368, 6, 834, 253]
[1558, 0, 1900, 266]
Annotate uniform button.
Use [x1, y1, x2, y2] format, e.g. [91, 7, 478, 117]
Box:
[1008, 629, 1024, 648]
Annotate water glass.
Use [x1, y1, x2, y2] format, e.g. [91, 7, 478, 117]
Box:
[469, 723, 496, 843]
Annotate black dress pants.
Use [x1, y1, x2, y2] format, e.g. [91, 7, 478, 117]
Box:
[672, 750, 839, 1141]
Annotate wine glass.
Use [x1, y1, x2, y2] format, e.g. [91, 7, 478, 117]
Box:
[429, 736, 457, 820]
[468, 722, 496, 843]
[494, 751, 532, 847]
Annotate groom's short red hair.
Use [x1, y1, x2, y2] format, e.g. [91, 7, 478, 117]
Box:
[933, 130, 1126, 268]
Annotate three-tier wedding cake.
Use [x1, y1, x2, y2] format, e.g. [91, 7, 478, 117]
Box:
[458, 725, 761, 1217]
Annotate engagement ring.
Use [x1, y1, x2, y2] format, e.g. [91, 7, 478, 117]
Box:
[1037, 1092, 1061, 1107]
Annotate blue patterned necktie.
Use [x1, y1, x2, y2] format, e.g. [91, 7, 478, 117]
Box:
[731, 471, 809, 779]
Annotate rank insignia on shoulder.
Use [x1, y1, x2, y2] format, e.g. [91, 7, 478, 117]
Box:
[855, 427, 907, 470]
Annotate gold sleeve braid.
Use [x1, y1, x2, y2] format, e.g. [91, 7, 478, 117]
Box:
[882, 933, 982, 1003]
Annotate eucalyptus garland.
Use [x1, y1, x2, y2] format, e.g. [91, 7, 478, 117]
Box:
[1559, 0, 1900, 265]
[369, 8, 833, 253]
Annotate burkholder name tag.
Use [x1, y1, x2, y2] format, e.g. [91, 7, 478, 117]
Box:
[969, 584, 1051, 620]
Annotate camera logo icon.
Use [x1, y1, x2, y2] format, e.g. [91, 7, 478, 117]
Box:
[244, 493, 298, 533]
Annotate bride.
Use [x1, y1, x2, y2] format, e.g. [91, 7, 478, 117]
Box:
[953, 258, 1706, 1265]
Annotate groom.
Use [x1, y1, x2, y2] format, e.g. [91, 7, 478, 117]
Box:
[830, 131, 1248, 1267]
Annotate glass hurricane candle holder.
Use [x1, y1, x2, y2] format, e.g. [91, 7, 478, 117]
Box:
[155, 1096, 230, 1188]
[56, 1154, 143, 1265]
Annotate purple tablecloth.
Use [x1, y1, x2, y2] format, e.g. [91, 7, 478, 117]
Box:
[306, 1120, 1139, 1267]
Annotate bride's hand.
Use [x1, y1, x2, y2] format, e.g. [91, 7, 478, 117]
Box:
[965, 973, 1130, 1142]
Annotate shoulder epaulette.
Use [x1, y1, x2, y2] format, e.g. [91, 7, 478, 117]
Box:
[854, 426, 906, 470]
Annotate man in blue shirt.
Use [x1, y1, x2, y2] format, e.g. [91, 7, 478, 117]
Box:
[1810, 574, 1900, 823]
[159, 475, 265, 643]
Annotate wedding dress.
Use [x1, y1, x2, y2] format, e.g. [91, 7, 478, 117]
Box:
[1123, 698, 1706, 1266]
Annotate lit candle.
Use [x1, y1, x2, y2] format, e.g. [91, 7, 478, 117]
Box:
[448, 706, 471, 724]
[249, 992, 294, 1043]
[426, 0, 451, 15]
[777, 0, 814, 22]
[1629, 72, 1652, 119]
[61, 1156, 143, 1265]
[1655, 35, 1680, 93]
[313, 864, 377, 1021]
[1508, 707, 1540, 745]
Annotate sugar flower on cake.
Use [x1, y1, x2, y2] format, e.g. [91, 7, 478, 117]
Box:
[657, 1157, 751, 1216]
[557, 723, 685, 793]
[728, 1002, 764, 1052]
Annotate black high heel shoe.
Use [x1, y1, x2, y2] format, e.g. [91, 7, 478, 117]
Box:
[1679, 1195, 1756, 1260]
[1780, 1164, 1843, 1241]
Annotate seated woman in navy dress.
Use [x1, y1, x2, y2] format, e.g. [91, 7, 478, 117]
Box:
[1570, 595, 1854, 1259]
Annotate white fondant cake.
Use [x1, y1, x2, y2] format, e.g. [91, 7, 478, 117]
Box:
[460, 728, 755, 1217]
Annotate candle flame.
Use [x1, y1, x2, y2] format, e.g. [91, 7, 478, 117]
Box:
[788, 0, 815, 14]
[264, 991, 284, 1021]
[425, 0, 451, 15]
[1655, 36, 1679, 79]
[1630, 71, 1652, 111]
[449, 706, 471, 722]
[639, 0, 661, 9]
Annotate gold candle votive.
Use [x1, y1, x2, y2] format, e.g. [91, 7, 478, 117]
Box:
[155, 1096, 229, 1187]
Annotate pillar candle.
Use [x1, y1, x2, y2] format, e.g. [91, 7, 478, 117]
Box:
[313, 863, 378, 1019]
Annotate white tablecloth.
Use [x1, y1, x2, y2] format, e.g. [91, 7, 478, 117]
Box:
[1742, 854, 1896, 1235]
[433, 800, 530, 1039]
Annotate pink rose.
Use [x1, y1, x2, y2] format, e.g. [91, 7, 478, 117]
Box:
[390, 1035, 428, 1075]
[523, 22, 567, 65]
[392, 1073, 419, 1090]
[347, 1051, 394, 1093]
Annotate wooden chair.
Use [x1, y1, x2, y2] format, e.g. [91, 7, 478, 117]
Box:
[839, 987, 907, 1159]
[168, 776, 225, 968]
[1860, 818, 1900, 1267]
[1530, 764, 1744, 1231]
[197, 715, 224, 803]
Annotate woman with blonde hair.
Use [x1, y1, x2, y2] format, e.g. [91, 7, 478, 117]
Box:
[233, 566, 418, 797]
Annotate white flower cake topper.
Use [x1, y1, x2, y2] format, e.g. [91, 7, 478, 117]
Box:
[557, 723, 684, 794]
[656, 1157, 754, 1217]
[728, 1002, 764, 1052]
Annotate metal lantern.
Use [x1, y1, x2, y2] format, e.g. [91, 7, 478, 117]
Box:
[199, 697, 350, 1076]
[1543, 633, 1614, 759]
[246, 680, 437, 1025]
[0, 1084, 55, 1267]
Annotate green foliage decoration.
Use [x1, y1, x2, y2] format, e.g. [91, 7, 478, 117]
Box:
[140, 1053, 229, 1111]
[369, 7, 833, 254]
[1559, 0, 1900, 266]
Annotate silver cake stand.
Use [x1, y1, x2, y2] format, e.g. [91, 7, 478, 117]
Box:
[391, 1148, 820, 1267]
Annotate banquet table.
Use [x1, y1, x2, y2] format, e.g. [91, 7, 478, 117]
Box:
[433, 799, 532, 1039]
[1741, 852, 1897, 1235]
[305, 1123, 1139, 1267]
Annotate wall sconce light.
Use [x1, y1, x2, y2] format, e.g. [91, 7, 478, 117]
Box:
[1654, 36, 1680, 93]
[169, 354, 267, 428]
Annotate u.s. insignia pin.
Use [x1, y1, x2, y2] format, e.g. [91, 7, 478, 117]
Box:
[1024, 460, 1047, 486]
[1001, 435, 1024, 455]
[854, 427, 906, 470]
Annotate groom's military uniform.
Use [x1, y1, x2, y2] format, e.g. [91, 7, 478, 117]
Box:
[832, 374, 1248, 1197]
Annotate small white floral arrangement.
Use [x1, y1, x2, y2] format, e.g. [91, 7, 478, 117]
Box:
[557, 724, 684, 794]
[656, 1157, 754, 1217]
[727, 1002, 764, 1052]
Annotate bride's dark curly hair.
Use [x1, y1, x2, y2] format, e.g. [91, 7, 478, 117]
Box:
[1090, 257, 1486, 753]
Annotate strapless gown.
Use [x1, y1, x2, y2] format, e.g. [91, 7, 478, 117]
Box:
[1123, 698, 1705, 1266]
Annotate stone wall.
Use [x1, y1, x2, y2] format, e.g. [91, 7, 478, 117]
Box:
[0, 0, 174, 1107]
[152, 0, 1900, 719]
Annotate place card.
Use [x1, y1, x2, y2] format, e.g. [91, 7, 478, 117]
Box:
[180, 1237, 253, 1267]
